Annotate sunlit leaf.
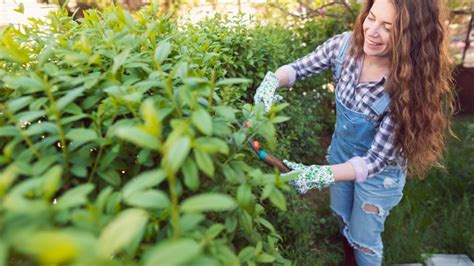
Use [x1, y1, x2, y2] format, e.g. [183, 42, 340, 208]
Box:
[99, 208, 148, 258]
[144, 239, 201, 266]
[122, 169, 166, 198]
[181, 193, 237, 213]
[154, 41, 171, 65]
[65, 128, 98, 142]
[192, 108, 212, 136]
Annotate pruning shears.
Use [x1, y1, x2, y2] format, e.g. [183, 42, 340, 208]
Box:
[243, 113, 291, 174]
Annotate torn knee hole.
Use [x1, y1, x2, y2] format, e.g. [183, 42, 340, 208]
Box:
[362, 203, 379, 214]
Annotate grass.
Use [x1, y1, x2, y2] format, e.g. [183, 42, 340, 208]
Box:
[383, 116, 474, 264]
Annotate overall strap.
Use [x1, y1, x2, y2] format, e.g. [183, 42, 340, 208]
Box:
[335, 31, 352, 81]
[370, 93, 391, 115]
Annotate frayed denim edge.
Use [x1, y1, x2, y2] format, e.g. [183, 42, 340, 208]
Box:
[330, 207, 383, 258]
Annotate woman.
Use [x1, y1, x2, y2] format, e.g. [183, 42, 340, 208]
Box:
[253, 0, 455, 265]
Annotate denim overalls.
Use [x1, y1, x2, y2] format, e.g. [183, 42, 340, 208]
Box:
[328, 32, 406, 265]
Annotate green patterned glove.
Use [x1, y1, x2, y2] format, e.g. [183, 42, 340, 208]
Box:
[283, 159, 335, 194]
[254, 71, 283, 112]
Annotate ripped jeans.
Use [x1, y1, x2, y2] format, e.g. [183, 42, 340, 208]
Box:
[330, 165, 406, 265]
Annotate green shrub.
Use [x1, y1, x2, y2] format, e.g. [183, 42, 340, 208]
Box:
[0, 7, 296, 265]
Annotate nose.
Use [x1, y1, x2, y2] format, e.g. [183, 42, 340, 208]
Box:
[366, 25, 380, 39]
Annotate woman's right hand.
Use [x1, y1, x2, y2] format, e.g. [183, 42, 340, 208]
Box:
[253, 71, 282, 112]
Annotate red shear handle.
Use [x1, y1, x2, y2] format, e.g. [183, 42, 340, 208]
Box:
[248, 140, 291, 173]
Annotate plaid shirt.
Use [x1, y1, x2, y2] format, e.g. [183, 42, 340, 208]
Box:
[285, 32, 402, 178]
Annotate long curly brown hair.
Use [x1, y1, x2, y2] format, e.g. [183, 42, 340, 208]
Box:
[350, 0, 456, 177]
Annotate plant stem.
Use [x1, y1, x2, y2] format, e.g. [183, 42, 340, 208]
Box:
[167, 170, 180, 239]
[45, 85, 70, 176]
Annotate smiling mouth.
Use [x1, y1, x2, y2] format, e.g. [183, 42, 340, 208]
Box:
[367, 39, 383, 46]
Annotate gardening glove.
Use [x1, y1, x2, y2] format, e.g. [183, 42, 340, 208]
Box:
[283, 159, 335, 194]
[254, 71, 283, 112]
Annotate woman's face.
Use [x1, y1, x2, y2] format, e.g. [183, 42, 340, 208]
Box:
[362, 0, 395, 58]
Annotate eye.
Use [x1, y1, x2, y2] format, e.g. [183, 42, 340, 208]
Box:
[367, 16, 375, 21]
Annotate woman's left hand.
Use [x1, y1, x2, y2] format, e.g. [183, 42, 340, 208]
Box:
[283, 159, 335, 194]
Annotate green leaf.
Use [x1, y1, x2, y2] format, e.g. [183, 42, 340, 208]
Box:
[214, 245, 239, 265]
[0, 126, 19, 137]
[122, 169, 166, 198]
[0, 165, 18, 197]
[179, 213, 205, 233]
[144, 239, 201, 266]
[98, 208, 148, 258]
[55, 87, 85, 111]
[71, 164, 87, 177]
[5, 76, 43, 94]
[141, 99, 161, 137]
[271, 116, 290, 124]
[0, 240, 6, 266]
[224, 214, 238, 233]
[256, 217, 276, 233]
[6, 96, 33, 113]
[65, 128, 98, 142]
[55, 184, 94, 210]
[232, 132, 246, 148]
[181, 193, 237, 213]
[154, 41, 171, 65]
[98, 169, 121, 186]
[24, 122, 57, 136]
[205, 223, 224, 240]
[215, 78, 250, 87]
[182, 158, 199, 191]
[193, 149, 214, 176]
[238, 246, 256, 262]
[125, 190, 170, 209]
[30, 97, 48, 111]
[192, 108, 212, 136]
[115, 126, 160, 150]
[16, 110, 46, 124]
[212, 119, 232, 137]
[269, 187, 287, 211]
[187, 256, 220, 266]
[19, 231, 78, 265]
[98, 145, 120, 168]
[259, 121, 276, 149]
[175, 61, 188, 79]
[256, 253, 275, 263]
[14, 3, 24, 13]
[163, 136, 191, 174]
[272, 103, 289, 112]
[214, 106, 237, 122]
[105, 192, 122, 214]
[60, 114, 88, 125]
[95, 186, 113, 213]
[42, 165, 62, 200]
[112, 49, 130, 74]
[195, 137, 229, 155]
[236, 184, 253, 210]
[32, 154, 60, 175]
[238, 210, 253, 235]
[261, 184, 273, 200]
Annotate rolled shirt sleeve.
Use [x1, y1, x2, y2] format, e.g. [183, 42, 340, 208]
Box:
[348, 114, 400, 182]
[280, 33, 346, 86]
